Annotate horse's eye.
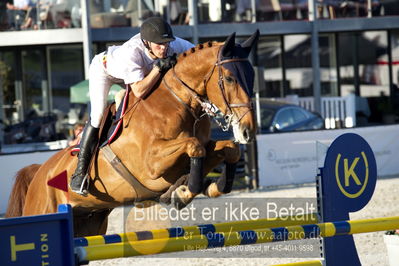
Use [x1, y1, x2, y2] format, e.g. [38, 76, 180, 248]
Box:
[225, 76, 235, 84]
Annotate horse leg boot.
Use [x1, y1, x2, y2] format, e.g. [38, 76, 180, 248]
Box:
[70, 124, 99, 196]
[204, 162, 237, 198]
[172, 157, 204, 210]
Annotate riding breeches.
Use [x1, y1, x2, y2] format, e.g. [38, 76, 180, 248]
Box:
[89, 52, 123, 128]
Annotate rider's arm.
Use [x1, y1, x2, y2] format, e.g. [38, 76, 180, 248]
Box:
[129, 66, 161, 99]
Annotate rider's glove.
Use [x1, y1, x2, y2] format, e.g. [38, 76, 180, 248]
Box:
[155, 54, 177, 73]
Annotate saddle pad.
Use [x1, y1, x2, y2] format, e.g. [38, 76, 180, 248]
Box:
[70, 86, 129, 156]
[103, 87, 129, 146]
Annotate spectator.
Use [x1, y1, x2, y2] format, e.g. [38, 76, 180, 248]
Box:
[0, 0, 8, 30]
[168, 0, 186, 25]
[70, 0, 81, 28]
[235, 0, 259, 22]
[43, 0, 69, 28]
[6, 0, 30, 30]
[124, 0, 158, 27]
[35, 0, 72, 29]
[68, 122, 84, 147]
[21, 1, 39, 30]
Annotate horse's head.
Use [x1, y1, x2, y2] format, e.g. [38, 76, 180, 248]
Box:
[205, 31, 259, 144]
[166, 31, 259, 144]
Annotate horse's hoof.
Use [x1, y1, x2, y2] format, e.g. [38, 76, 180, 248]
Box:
[171, 186, 194, 210]
[159, 194, 172, 205]
[171, 193, 188, 210]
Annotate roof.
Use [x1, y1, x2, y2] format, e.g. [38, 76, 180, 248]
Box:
[258, 99, 296, 110]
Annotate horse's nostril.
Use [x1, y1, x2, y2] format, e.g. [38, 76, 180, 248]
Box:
[243, 128, 250, 141]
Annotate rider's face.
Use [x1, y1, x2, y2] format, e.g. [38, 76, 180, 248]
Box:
[148, 42, 169, 59]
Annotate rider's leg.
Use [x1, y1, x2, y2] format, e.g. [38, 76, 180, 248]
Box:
[70, 123, 99, 194]
[70, 53, 111, 195]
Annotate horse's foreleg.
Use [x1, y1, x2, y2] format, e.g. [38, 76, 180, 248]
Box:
[202, 140, 241, 198]
[150, 137, 206, 175]
[148, 137, 206, 209]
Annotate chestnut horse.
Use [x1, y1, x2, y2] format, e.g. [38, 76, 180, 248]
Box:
[6, 31, 259, 236]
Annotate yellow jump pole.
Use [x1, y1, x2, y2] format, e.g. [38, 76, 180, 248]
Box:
[75, 216, 399, 263]
[75, 213, 318, 247]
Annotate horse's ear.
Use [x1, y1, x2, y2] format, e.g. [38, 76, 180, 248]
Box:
[221, 32, 236, 58]
[241, 30, 260, 57]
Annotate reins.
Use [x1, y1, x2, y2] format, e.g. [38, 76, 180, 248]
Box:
[163, 46, 253, 135]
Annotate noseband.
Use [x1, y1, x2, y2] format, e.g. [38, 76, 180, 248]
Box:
[163, 47, 252, 135]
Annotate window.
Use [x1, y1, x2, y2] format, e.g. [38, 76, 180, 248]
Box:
[292, 108, 308, 123]
[284, 34, 312, 96]
[259, 36, 284, 97]
[275, 109, 294, 129]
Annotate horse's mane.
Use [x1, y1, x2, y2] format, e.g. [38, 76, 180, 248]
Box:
[176, 41, 220, 67]
[179, 41, 216, 58]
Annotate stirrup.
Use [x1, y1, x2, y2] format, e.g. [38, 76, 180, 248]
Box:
[71, 174, 89, 197]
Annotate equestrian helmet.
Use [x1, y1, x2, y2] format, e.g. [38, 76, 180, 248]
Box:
[140, 17, 175, 43]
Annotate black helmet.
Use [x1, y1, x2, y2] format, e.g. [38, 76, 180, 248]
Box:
[140, 17, 175, 43]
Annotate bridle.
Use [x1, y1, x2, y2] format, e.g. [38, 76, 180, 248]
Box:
[162, 46, 253, 136]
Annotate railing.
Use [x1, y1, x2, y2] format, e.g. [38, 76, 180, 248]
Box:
[2, 0, 399, 32]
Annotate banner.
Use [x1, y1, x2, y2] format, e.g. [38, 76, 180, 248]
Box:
[257, 125, 399, 187]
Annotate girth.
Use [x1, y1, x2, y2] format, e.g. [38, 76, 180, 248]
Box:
[101, 145, 163, 201]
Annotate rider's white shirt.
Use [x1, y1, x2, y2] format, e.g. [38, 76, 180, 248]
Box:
[105, 34, 194, 84]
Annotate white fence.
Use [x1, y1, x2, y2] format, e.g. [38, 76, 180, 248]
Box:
[272, 94, 357, 128]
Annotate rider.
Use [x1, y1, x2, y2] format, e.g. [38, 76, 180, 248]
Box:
[70, 16, 195, 195]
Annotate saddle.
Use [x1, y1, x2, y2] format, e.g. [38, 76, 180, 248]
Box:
[98, 88, 128, 147]
[70, 87, 129, 154]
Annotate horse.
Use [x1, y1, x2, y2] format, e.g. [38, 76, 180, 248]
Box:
[5, 31, 259, 237]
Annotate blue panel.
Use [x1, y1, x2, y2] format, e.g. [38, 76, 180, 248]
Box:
[198, 224, 216, 235]
[104, 234, 122, 244]
[207, 233, 225, 248]
[271, 228, 289, 241]
[0, 204, 74, 266]
[302, 224, 320, 239]
[168, 227, 185, 238]
[323, 133, 377, 217]
[239, 230, 257, 245]
[333, 221, 351, 236]
[135, 231, 153, 241]
[74, 237, 88, 247]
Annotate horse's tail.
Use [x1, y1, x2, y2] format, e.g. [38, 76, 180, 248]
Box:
[5, 164, 41, 218]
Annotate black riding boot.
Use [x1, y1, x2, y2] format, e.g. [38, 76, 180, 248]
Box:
[70, 124, 99, 195]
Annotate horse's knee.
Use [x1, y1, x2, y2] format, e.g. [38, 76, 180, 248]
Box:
[186, 138, 206, 157]
[217, 141, 240, 163]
